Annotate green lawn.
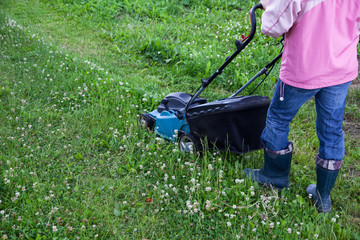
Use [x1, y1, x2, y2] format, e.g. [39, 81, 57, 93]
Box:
[1, 0, 359, 239]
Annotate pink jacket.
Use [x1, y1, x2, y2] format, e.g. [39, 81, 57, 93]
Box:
[262, 0, 360, 89]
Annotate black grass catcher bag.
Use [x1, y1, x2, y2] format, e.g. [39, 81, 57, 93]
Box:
[186, 95, 270, 153]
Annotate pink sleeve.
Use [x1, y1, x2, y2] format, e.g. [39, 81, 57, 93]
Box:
[261, 0, 302, 38]
[358, 11, 360, 34]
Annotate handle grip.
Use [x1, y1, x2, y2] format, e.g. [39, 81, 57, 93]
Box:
[236, 4, 263, 49]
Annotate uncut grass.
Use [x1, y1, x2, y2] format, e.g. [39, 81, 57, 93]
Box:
[1, 0, 360, 239]
[7, 0, 282, 100]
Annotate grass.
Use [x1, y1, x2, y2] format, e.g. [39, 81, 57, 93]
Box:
[0, 0, 360, 239]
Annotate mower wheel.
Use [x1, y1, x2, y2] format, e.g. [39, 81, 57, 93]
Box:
[178, 134, 201, 154]
[138, 113, 155, 130]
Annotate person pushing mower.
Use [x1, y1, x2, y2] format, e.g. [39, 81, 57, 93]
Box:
[244, 0, 360, 213]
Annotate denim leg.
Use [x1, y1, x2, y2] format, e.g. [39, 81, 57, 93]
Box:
[315, 81, 351, 161]
[261, 80, 319, 151]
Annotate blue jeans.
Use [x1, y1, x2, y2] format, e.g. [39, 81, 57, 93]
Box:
[261, 79, 351, 161]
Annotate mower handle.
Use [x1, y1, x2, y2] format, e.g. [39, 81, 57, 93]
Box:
[184, 4, 264, 113]
[236, 4, 263, 50]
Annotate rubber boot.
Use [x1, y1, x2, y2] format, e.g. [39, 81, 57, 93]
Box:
[244, 143, 293, 190]
[306, 165, 339, 213]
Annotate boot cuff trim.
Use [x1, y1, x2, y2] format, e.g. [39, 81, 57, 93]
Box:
[316, 155, 342, 170]
[265, 142, 293, 155]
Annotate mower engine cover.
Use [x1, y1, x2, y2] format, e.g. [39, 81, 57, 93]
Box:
[147, 92, 207, 141]
[186, 95, 270, 153]
[157, 92, 207, 113]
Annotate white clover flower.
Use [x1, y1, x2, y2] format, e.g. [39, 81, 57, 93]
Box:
[235, 179, 244, 184]
[208, 164, 214, 171]
[227, 222, 231, 227]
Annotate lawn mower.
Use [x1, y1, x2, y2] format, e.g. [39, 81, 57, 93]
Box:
[138, 4, 283, 154]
